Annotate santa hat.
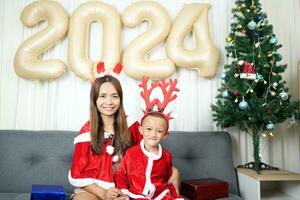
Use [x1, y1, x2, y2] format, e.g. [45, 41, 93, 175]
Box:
[240, 61, 256, 80]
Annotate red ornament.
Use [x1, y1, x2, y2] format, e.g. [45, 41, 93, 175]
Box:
[225, 85, 230, 89]
[233, 90, 240, 96]
[267, 107, 273, 114]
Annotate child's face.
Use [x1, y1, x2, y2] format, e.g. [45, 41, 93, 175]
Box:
[97, 82, 120, 117]
[139, 115, 168, 152]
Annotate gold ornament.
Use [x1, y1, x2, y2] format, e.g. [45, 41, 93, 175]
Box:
[226, 37, 233, 43]
[236, 5, 241, 11]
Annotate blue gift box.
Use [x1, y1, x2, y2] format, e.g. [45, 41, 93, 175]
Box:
[30, 184, 66, 200]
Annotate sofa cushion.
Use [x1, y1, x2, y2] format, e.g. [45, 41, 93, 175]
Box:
[0, 130, 76, 193]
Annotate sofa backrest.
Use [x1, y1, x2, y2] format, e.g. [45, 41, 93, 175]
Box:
[0, 130, 76, 193]
[163, 131, 239, 195]
[0, 130, 239, 195]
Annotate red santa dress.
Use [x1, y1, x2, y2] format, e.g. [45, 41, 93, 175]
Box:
[68, 117, 142, 190]
[114, 139, 183, 200]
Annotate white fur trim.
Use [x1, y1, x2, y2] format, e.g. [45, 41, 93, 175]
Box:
[121, 189, 146, 199]
[126, 116, 136, 127]
[140, 139, 163, 198]
[140, 139, 162, 160]
[74, 132, 91, 144]
[154, 189, 170, 200]
[68, 171, 115, 189]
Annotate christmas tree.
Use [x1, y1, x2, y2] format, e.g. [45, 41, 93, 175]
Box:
[211, 0, 299, 172]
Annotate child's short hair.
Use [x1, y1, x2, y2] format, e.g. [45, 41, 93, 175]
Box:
[140, 111, 169, 134]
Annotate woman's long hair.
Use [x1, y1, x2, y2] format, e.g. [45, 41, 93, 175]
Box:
[90, 75, 132, 154]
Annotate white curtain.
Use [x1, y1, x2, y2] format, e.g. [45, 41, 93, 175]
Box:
[0, 0, 299, 173]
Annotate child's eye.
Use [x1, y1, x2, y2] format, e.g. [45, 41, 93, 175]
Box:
[146, 128, 152, 131]
[158, 130, 164, 133]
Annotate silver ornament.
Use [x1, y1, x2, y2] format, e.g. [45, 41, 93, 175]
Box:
[239, 100, 249, 110]
[247, 20, 257, 30]
[279, 91, 288, 101]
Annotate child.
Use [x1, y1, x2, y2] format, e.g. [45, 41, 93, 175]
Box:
[114, 77, 183, 200]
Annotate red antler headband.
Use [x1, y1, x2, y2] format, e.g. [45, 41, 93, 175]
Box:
[139, 76, 180, 133]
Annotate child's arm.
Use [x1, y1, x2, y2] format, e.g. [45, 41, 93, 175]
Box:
[168, 166, 181, 194]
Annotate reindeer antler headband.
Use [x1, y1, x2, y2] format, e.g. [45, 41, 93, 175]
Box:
[139, 76, 180, 133]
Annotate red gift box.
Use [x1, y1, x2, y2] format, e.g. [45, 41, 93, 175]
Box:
[180, 178, 229, 200]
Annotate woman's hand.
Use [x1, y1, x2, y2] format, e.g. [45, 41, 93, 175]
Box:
[105, 188, 123, 200]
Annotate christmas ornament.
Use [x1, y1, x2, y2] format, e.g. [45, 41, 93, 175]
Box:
[221, 72, 227, 79]
[236, 5, 241, 11]
[266, 122, 275, 130]
[269, 37, 277, 44]
[222, 90, 230, 98]
[238, 60, 244, 65]
[279, 91, 288, 100]
[257, 16, 264, 21]
[256, 74, 264, 80]
[239, 100, 249, 110]
[247, 20, 257, 30]
[226, 36, 233, 43]
[267, 107, 272, 114]
[250, 4, 256, 10]
[272, 82, 278, 88]
[236, 31, 246, 37]
[233, 90, 240, 96]
[270, 91, 276, 96]
[240, 61, 256, 79]
[253, 32, 260, 38]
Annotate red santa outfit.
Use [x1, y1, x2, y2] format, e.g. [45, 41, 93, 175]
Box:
[68, 117, 142, 190]
[114, 139, 183, 200]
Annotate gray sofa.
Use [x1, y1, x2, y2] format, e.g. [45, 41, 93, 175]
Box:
[0, 130, 243, 200]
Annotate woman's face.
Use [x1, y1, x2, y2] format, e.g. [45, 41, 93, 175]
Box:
[96, 82, 121, 117]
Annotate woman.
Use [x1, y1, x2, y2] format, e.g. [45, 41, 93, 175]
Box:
[69, 75, 141, 200]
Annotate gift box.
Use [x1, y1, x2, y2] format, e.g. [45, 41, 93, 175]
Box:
[30, 184, 67, 200]
[180, 178, 229, 200]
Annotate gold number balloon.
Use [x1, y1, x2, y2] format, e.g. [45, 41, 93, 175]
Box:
[14, 0, 68, 80]
[68, 1, 122, 80]
[166, 3, 220, 78]
[122, 1, 175, 80]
